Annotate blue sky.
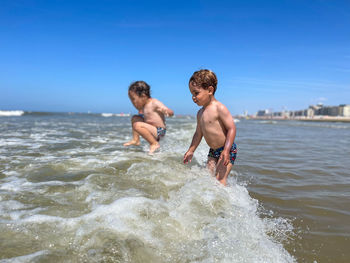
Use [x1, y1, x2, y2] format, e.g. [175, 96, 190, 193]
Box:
[1, 0, 349, 115]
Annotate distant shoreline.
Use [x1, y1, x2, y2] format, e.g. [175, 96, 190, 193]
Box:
[238, 116, 350, 123]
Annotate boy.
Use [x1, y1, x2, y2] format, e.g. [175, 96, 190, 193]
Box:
[183, 69, 237, 186]
[123, 81, 174, 154]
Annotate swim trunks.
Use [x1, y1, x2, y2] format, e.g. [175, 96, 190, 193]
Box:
[208, 143, 237, 164]
[156, 127, 166, 141]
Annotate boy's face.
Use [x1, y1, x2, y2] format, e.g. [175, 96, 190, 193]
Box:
[189, 83, 212, 106]
[128, 91, 147, 110]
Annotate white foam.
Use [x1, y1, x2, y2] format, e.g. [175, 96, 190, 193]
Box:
[166, 176, 295, 262]
[0, 173, 81, 195]
[0, 138, 32, 147]
[0, 177, 28, 192]
[0, 200, 29, 220]
[0, 250, 49, 263]
[0, 174, 295, 262]
[0, 110, 24, 116]
[101, 113, 131, 117]
[101, 113, 113, 117]
[259, 120, 278, 124]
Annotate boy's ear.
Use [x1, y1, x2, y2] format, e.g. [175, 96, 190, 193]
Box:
[208, 86, 214, 94]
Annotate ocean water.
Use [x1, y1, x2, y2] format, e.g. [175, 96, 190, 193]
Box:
[0, 113, 349, 262]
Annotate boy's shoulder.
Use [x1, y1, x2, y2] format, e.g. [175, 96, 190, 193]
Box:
[203, 100, 226, 112]
[203, 100, 231, 118]
[213, 99, 224, 106]
[147, 97, 159, 103]
[214, 100, 230, 112]
[145, 98, 162, 110]
[145, 97, 157, 106]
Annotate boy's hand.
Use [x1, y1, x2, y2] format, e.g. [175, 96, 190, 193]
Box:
[163, 108, 173, 117]
[219, 150, 230, 166]
[183, 151, 194, 164]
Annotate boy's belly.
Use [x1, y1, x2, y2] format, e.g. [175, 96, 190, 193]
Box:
[202, 131, 227, 149]
[145, 117, 166, 128]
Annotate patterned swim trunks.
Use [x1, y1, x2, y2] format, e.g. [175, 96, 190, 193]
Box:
[208, 143, 238, 164]
[156, 127, 166, 141]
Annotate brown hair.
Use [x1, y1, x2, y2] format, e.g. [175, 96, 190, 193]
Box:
[128, 81, 151, 98]
[189, 69, 217, 94]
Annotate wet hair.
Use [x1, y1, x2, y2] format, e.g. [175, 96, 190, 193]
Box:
[189, 69, 217, 94]
[128, 81, 151, 98]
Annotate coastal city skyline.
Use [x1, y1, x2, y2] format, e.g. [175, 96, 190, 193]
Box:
[1, 0, 349, 115]
[254, 102, 350, 119]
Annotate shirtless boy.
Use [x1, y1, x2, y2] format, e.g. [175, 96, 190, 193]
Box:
[183, 69, 237, 185]
[123, 81, 174, 154]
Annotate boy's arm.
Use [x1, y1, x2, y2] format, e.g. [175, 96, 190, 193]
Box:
[154, 99, 174, 117]
[184, 111, 203, 164]
[218, 104, 236, 166]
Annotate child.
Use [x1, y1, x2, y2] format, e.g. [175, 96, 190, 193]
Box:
[183, 69, 237, 186]
[123, 81, 174, 154]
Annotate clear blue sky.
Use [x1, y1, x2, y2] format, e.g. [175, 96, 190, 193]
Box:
[1, 0, 349, 115]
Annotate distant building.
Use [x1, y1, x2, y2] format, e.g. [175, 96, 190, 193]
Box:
[257, 109, 270, 117]
[256, 104, 350, 119]
[294, 104, 350, 117]
[292, 109, 307, 117]
[307, 105, 323, 117]
[316, 105, 338, 116]
[339, 104, 350, 117]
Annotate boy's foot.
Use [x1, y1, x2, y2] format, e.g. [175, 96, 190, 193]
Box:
[123, 140, 140, 146]
[149, 142, 160, 154]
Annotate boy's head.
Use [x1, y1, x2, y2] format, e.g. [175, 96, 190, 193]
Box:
[189, 69, 217, 94]
[128, 81, 151, 98]
[128, 81, 151, 110]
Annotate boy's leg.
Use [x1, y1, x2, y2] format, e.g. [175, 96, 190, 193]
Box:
[207, 157, 232, 185]
[124, 115, 143, 146]
[207, 157, 217, 175]
[215, 160, 233, 186]
[132, 121, 159, 153]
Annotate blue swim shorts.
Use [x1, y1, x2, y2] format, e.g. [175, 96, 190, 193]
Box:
[208, 143, 238, 164]
[156, 127, 166, 141]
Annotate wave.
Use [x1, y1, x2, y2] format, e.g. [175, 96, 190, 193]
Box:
[0, 111, 130, 117]
[101, 113, 131, 117]
[0, 115, 297, 262]
[0, 110, 24, 116]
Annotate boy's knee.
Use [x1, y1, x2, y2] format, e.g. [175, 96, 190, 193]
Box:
[132, 121, 142, 130]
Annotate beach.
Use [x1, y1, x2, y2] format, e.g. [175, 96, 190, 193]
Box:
[1, 114, 349, 262]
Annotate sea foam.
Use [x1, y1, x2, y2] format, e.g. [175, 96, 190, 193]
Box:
[0, 110, 24, 116]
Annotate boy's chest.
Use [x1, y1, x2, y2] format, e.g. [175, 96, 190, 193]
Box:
[200, 109, 219, 126]
[143, 103, 156, 116]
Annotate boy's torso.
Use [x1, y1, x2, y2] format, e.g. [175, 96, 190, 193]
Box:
[143, 98, 166, 128]
[199, 101, 227, 149]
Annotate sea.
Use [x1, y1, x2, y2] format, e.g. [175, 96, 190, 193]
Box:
[0, 111, 349, 263]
